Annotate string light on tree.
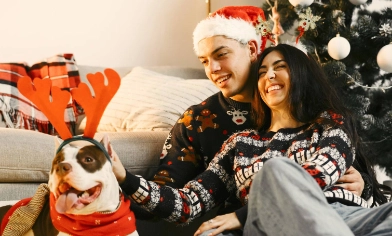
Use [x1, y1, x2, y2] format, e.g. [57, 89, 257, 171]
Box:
[377, 43, 392, 72]
[288, 0, 314, 7]
[327, 33, 351, 60]
[348, 0, 367, 5]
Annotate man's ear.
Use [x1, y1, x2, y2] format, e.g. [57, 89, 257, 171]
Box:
[248, 39, 259, 62]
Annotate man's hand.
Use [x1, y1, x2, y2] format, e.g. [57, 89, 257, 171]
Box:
[194, 213, 241, 236]
[335, 166, 364, 196]
[109, 144, 127, 184]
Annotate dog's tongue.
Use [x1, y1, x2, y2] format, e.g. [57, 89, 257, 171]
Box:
[56, 189, 80, 213]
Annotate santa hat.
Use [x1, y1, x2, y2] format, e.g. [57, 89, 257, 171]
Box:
[193, 6, 268, 55]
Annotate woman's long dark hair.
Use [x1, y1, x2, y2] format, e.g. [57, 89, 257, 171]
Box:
[251, 44, 388, 206]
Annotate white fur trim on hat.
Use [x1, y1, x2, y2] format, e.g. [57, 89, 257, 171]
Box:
[193, 15, 261, 55]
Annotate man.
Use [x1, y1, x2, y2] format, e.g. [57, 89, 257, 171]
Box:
[113, 5, 367, 235]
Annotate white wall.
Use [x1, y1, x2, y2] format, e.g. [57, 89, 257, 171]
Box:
[0, 0, 261, 68]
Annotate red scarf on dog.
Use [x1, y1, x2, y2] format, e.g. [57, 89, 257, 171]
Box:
[50, 193, 136, 236]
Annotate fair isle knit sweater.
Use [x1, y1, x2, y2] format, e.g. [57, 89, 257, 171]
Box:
[120, 111, 368, 225]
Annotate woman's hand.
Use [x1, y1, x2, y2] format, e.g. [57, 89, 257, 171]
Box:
[194, 213, 241, 236]
[335, 166, 364, 196]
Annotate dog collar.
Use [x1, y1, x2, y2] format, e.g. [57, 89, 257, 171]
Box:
[56, 136, 112, 165]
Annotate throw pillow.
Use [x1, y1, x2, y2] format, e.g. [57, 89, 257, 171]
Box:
[82, 67, 219, 132]
[0, 54, 83, 135]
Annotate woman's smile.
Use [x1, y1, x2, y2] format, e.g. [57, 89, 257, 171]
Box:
[258, 51, 291, 110]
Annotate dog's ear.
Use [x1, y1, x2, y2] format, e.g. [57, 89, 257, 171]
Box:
[54, 137, 63, 150]
[100, 134, 118, 163]
[100, 134, 114, 157]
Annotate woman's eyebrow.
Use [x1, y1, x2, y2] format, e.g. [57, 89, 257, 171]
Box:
[259, 59, 286, 70]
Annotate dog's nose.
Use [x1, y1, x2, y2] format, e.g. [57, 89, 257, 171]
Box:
[57, 163, 72, 176]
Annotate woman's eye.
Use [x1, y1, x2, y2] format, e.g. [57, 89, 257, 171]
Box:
[259, 72, 266, 77]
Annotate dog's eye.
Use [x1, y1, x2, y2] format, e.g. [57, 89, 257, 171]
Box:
[84, 157, 94, 163]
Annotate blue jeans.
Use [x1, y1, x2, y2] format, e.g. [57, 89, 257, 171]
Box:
[243, 157, 392, 236]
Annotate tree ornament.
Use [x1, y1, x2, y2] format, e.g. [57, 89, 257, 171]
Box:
[379, 23, 392, 37]
[255, 15, 275, 50]
[296, 8, 321, 43]
[328, 33, 351, 60]
[289, 0, 314, 7]
[377, 43, 392, 72]
[348, 0, 367, 5]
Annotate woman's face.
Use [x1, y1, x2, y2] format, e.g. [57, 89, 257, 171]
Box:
[258, 50, 291, 111]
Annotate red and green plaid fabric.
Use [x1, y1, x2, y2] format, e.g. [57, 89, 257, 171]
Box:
[0, 53, 83, 135]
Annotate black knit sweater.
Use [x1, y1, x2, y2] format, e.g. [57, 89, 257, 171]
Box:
[120, 111, 369, 226]
[151, 92, 252, 189]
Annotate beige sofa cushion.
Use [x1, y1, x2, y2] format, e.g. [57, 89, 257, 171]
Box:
[0, 128, 167, 183]
[0, 128, 56, 182]
[79, 67, 218, 132]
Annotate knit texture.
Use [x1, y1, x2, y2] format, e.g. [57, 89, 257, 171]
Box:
[151, 92, 252, 189]
[122, 111, 368, 225]
[1, 184, 49, 236]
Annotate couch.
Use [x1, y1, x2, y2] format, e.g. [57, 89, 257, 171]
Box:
[0, 65, 221, 235]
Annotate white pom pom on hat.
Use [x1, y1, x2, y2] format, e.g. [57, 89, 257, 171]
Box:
[193, 6, 266, 55]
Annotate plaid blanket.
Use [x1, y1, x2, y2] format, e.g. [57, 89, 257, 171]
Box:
[0, 54, 83, 135]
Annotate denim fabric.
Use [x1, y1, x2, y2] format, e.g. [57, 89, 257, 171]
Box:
[331, 202, 392, 235]
[243, 157, 353, 236]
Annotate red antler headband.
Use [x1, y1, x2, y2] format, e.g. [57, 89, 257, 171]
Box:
[17, 68, 121, 163]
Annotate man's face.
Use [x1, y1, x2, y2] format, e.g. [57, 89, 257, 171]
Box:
[197, 36, 257, 102]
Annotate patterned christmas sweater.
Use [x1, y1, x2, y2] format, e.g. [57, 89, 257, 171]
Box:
[152, 92, 252, 188]
[120, 111, 369, 225]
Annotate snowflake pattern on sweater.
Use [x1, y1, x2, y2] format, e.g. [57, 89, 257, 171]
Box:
[123, 111, 368, 225]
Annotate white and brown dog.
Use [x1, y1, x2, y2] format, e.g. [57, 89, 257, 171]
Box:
[0, 135, 138, 236]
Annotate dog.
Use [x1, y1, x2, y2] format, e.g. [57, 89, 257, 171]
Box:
[0, 135, 138, 236]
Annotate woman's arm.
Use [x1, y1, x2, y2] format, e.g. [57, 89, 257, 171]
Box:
[301, 126, 355, 190]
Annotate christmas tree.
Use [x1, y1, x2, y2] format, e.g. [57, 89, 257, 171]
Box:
[260, 0, 392, 176]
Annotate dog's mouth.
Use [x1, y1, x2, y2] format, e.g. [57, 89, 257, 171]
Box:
[55, 182, 102, 213]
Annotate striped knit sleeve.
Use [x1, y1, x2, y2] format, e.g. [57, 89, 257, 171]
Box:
[301, 126, 354, 190]
[120, 135, 238, 224]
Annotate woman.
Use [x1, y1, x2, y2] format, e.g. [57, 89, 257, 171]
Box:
[197, 44, 391, 236]
[114, 44, 390, 236]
